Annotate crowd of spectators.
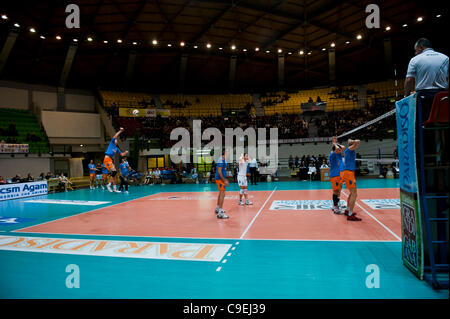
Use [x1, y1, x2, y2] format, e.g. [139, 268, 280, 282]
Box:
[0, 122, 19, 144]
[315, 101, 395, 139]
[288, 154, 331, 181]
[260, 92, 290, 106]
[0, 172, 57, 185]
[107, 94, 396, 150]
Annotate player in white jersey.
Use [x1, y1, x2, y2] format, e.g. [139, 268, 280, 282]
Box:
[237, 153, 253, 206]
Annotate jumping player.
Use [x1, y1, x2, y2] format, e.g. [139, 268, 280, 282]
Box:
[104, 127, 129, 193]
[215, 149, 229, 219]
[88, 160, 96, 189]
[237, 153, 253, 206]
[341, 139, 362, 221]
[329, 136, 345, 214]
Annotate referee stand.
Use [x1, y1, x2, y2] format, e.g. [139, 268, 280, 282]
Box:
[416, 90, 449, 289]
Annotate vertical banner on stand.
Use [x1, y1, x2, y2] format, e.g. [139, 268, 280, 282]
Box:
[395, 94, 423, 280]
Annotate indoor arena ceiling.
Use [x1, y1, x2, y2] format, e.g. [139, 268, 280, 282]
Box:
[0, 0, 447, 93]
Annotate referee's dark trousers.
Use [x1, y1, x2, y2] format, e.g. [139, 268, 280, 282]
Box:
[250, 167, 257, 185]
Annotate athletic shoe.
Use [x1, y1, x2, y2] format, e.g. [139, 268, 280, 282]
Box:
[332, 206, 344, 214]
[217, 211, 229, 219]
[106, 184, 113, 192]
[114, 190, 121, 193]
[239, 200, 244, 206]
[344, 210, 357, 217]
[245, 200, 253, 205]
[347, 214, 361, 221]
[101, 186, 105, 190]
[125, 191, 129, 194]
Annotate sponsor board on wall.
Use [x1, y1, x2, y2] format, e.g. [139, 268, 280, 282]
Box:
[0, 181, 48, 201]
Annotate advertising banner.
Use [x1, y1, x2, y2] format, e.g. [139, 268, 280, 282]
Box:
[0, 181, 48, 201]
[395, 94, 423, 280]
[0, 143, 29, 153]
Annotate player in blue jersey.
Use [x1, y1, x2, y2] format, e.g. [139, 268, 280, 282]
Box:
[103, 127, 129, 193]
[118, 158, 131, 193]
[215, 149, 229, 219]
[341, 139, 361, 221]
[329, 136, 345, 214]
[88, 160, 97, 190]
[96, 162, 108, 190]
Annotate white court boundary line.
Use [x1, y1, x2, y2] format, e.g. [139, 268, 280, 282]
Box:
[341, 190, 401, 241]
[239, 187, 277, 239]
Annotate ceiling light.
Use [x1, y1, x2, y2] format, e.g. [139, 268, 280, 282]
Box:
[29, 27, 36, 33]
[73, 38, 78, 42]
[243, 48, 247, 52]
[345, 41, 350, 44]
[417, 17, 423, 22]
[117, 39, 122, 43]
[255, 47, 260, 52]
[385, 26, 391, 31]
[87, 37, 93, 42]
[299, 50, 304, 55]
[80, 144, 83, 147]
[231, 45, 236, 50]
[132, 42, 137, 45]
[278, 48, 282, 53]
[436, 14, 441, 18]
[180, 41, 185, 47]
[194, 45, 198, 48]
[167, 43, 172, 47]
[330, 42, 335, 47]
[206, 43, 211, 48]
[1, 14, 8, 20]
[307, 51, 312, 55]
[40, 35, 45, 39]
[266, 50, 270, 53]
[56, 35, 61, 40]
[322, 48, 326, 51]
[219, 47, 223, 50]
[288, 52, 292, 55]
[356, 34, 362, 40]
[14, 23, 20, 27]
[152, 39, 158, 45]
[103, 40, 108, 43]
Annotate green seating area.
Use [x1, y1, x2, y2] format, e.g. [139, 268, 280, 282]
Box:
[0, 108, 49, 154]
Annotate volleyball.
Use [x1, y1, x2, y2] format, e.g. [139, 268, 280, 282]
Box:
[132, 109, 139, 116]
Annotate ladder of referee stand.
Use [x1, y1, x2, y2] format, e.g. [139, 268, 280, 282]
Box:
[417, 91, 449, 289]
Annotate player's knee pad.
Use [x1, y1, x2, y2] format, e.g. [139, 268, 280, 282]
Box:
[111, 171, 117, 177]
[243, 189, 248, 195]
[240, 189, 244, 195]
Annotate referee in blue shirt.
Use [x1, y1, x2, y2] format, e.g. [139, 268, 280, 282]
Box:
[404, 38, 448, 161]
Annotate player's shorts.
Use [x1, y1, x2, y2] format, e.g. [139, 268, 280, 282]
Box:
[237, 175, 247, 187]
[89, 173, 95, 179]
[216, 179, 226, 191]
[103, 156, 114, 171]
[341, 170, 356, 189]
[330, 175, 343, 191]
